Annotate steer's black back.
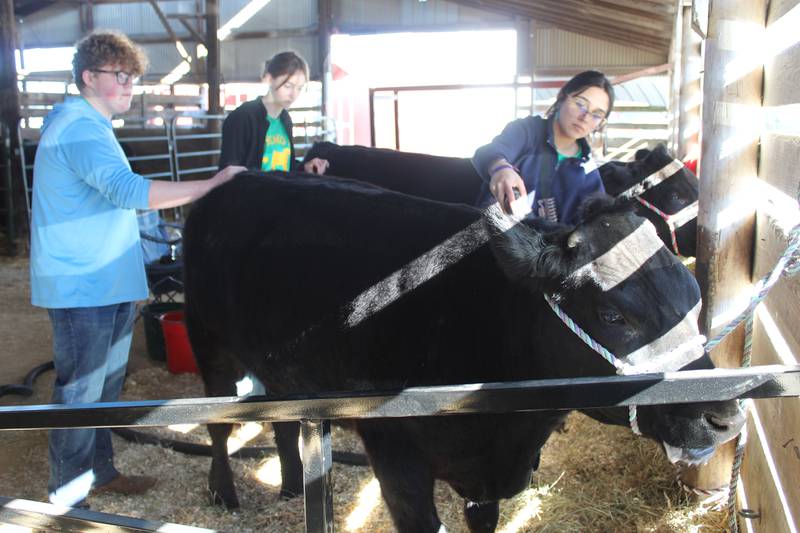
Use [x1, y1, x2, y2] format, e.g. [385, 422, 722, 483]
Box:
[306, 141, 483, 206]
[183, 171, 528, 394]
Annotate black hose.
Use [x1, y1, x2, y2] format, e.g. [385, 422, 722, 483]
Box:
[0, 361, 369, 466]
[0, 361, 54, 397]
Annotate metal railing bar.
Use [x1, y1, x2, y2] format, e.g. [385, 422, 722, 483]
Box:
[0, 496, 218, 532]
[173, 133, 221, 141]
[140, 171, 174, 179]
[127, 154, 171, 162]
[176, 166, 218, 176]
[0, 365, 797, 431]
[175, 149, 220, 158]
[116, 135, 170, 143]
[302, 420, 334, 533]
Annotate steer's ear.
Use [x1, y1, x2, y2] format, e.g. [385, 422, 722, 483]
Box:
[483, 205, 572, 289]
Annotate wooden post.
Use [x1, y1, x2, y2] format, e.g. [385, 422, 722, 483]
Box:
[668, 2, 683, 154]
[516, 18, 535, 118]
[318, 0, 332, 118]
[205, 0, 221, 116]
[0, 0, 20, 130]
[0, 0, 19, 254]
[684, 0, 766, 496]
[677, 3, 703, 161]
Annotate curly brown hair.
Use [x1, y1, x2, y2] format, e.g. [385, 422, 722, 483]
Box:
[72, 30, 148, 90]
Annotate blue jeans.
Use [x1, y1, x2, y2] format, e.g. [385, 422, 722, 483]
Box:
[46, 302, 137, 506]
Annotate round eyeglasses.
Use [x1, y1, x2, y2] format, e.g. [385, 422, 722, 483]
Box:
[571, 96, 607, 127]
[92, 69, 140, 86]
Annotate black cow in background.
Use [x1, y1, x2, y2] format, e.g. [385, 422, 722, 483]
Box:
[304, 141, 699, 257]
[183, 173, 743, 533]
[304, 141, 483, 204]
[598, 144, 699, 258]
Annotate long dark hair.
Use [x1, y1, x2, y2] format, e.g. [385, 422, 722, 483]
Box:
[262, 51, 309, 87]
[546, 70, 615, 119]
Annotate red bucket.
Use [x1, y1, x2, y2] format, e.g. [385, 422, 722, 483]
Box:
[159, 310, 198, 374]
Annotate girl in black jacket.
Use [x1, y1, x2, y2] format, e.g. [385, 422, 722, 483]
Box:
[219, 51, 328, 174]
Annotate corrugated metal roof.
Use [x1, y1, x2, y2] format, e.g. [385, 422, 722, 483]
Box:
[139, 42, 185, 79]
[14, 0, 674, 82]
[335, 0, 512, 29]
[19, 4, 81, 48]
[225, 0, 317, 32]
[221, 36, 317, 83]
[534, 29, 664, 70]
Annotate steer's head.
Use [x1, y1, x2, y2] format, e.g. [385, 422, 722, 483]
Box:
[484, 196, 744, 465]
[600, 144, 699, 258]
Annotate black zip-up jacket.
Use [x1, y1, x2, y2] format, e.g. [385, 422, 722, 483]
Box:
[218, 98, 297, 171]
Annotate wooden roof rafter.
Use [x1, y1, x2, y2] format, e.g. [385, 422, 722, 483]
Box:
[449, 0, 675, 55]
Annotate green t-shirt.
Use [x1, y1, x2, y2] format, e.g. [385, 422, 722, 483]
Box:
[557, 146, 585, 163]
[261, 116, 291, 171]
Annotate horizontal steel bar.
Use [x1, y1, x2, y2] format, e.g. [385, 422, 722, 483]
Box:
[175, 149, 220, 158]
[173, 133, 221, 141]
[127, 153, 171, 162]
[140, 171, 174, 179]
[176, 166, 217, 176]
[115, 135, 169, 143]
[0, 496, 215, 532]
[0, 365, 797, 431]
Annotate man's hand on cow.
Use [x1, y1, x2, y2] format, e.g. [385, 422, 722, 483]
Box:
[490, 168, 527, 214]
[304, 157, 330, 175]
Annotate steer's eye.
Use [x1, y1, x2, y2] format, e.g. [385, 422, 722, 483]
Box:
[669, 191, 684, 203]
[598, 308, 626, 326]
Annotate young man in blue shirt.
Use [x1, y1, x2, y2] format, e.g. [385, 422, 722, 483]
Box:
[30, 30, 243, 507]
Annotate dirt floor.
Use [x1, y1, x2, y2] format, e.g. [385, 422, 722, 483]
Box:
[0, 255, 732, 532]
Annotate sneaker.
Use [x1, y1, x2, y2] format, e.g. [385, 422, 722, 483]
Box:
[90, 474, 157, 496]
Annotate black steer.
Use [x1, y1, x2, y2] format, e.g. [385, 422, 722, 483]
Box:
[599, 144, 699, 257]
[183, 172, 742, 533]
[305, 141, 698, 256]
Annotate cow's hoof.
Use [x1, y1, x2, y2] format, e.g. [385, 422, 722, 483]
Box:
[208, 487, 240, 509]
[279, 487, 302, 500]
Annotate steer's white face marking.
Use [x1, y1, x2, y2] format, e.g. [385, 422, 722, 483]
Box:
[571, 220, 663, 291]
[568, 218, 705, 374]
[619, 301, 705, 374]
[617, 159, 685, 200]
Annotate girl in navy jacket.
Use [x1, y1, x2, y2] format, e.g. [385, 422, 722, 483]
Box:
[472, 70, 614, 224]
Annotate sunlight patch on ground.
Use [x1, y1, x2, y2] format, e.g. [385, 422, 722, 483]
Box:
[498, 473, 563, 533]
[226, 422, 263, 454]
[166, 423, 199, 434]
[254, 456, 282, 487]
[344, 477, 381, 532]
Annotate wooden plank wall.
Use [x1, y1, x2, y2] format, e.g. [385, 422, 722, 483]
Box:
[740, 0, 800, 531]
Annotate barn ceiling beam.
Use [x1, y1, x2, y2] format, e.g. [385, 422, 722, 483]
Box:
[453, 0, 670, 52]
[593, 0, 675, 17]
[169, 14, 206, 45]
[453, 0, 673, 34]
[146, 0, 179, 44]
[509, 0, 674, 33]
[610, 62, 671, 84]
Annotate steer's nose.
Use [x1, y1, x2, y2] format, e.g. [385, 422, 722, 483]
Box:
[705, 408, 746, 434]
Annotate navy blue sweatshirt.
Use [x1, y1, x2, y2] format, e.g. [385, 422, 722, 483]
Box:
[472, 114, 604, 224]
